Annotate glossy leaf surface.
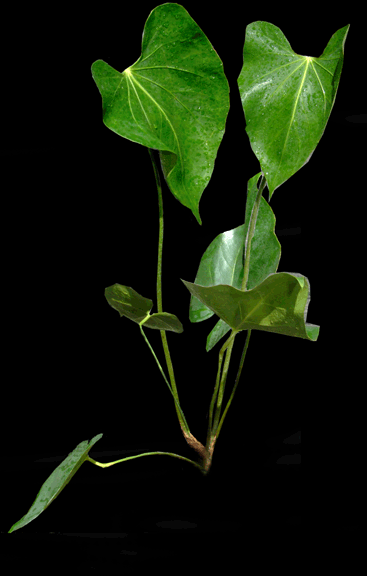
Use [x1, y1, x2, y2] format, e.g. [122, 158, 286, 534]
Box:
[182, 272, 319, 341]
[238, 22, 349, 198]
[91, 3, 230, 224]
[188, 173, 281, 350]
[105, 284, 183, 333]
[8, 434, 103, 533]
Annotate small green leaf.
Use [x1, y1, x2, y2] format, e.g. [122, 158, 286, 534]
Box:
[238, 22, 349, 197]
[91, 3, 230, 224]
[105, 284, 153, 322]
[144, 312, 183, 333]
[105, 284, 183, 333]
[8, 434, 103, 533]
[182, 272, 319, 341]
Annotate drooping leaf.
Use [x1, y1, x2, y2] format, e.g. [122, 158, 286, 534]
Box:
[238, 21, 349, 198]
[145, 312, 183, 332]
[105, 284, 183, 333]
[91, 3, 230, 225]
[182, 272, 319, 341]
[188, 173, 281, 350]
[8, 434, 103, 533]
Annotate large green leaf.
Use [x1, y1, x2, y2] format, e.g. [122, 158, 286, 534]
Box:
[189, 173, 281, 321]
[105, 284, 183, 333]
[238, 22, 349, 198]
[8, 434, 103, 533]
[91, 3, 230, 225]
[188, 173, 281, 350]
[182, 272, 319, 341]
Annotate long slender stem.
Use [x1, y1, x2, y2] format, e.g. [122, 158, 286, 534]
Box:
[206, 331, 237, 448]
[215, 328, 251, 441]
[204, 174, 267, 464]
[211, 335, 236, 437]
[139, 318, 190, 433]
[148, 148, 189, 435]
[86, 451, 203, 472]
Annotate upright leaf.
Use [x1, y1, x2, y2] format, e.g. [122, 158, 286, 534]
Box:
[91, 3, 230, 224]
[8, 434, 103, 533]
[182, 272, 319, 341]
[238, 22, 349, 197]
[188, 173, 281, 350]
[189, 173, 281, 322]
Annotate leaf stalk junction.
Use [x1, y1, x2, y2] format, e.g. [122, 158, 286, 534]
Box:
[87, 157, 265, 476]
[96, 153, 264, 475]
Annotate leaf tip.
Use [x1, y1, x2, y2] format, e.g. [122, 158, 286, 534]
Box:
[194, 211, 202, 226]
[306, 324, 320, 341]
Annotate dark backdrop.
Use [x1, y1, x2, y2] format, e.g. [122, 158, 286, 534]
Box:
[2, 0, 363, 567]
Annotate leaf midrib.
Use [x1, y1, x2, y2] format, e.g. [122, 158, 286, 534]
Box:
[274, 56, 311, 181]
[245, 44, 331, 186]
[125, 69, 192, 205]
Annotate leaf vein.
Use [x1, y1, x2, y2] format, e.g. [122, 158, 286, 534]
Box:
[128, 72, 188, 201]
[134, 65, 206, 80]
[273, 58, 310, 182]
[126, 74, 153, 129]
[132, 71, 194, 115]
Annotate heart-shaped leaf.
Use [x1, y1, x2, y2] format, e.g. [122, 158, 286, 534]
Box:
[188, 173, 281, 350]
[91, 3, 230, 225]
[182, 272, 319, 341]
[8, 434, 103, 533]
[238, 22, 349, 198]
[105, 284, 183, 333]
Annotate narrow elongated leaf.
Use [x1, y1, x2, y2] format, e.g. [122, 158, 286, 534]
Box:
[238, 22, 349, 197]
[105, 284, 183, 333]
[91, 3, 230, 224]
[8, 434, 103, 533]
[188, 173, 281, 350]
[182, 273, 319, 341]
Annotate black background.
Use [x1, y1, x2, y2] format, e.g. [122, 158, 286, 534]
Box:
[2, 0, 364, 567]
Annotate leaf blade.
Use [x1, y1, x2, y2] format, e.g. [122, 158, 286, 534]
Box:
[188, 172, 281, 350]
[238, 22, 349, 197]
[8, 434, 103, 533]
[182, 272, 319, 341]
[105, 284, 153, 323]
[91, 3, 230, 224]
[105, 284, 183, 332]
[144, 312, 183, 333]
[190, 173, 281, 322]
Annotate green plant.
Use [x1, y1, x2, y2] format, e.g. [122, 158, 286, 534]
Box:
[8, 3, 349, 533]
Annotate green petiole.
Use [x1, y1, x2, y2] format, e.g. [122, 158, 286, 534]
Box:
[205, 175, 266, 451]
[148, 147, 190, 438]
[86, 451, 203, 472]
[139, 315, 190, 435]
